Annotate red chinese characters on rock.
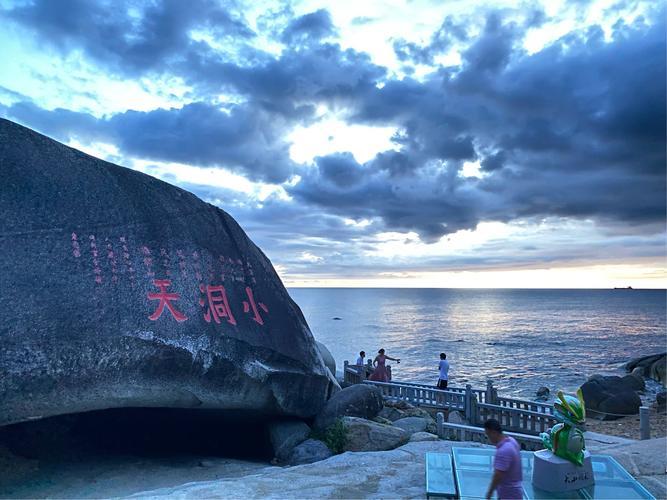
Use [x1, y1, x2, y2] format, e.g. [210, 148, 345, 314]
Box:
[147, 279, 188, 322]
[71, 232, 81, 258]
[199, 284, 237, 325]
[141, 246, 155, 278]
[243, 286, 269, 325]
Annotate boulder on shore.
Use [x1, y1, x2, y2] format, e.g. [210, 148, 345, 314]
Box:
[626, 353, 666, 387]
[0, 118, 336, 427]
[536, 386, 550, 401]
[378, 400, 433, 422]
[580, 375, 643, 420]
[313, 385, 383, 430]
[286, 439, 333, 466]
[409, 432, 440, 442]
[315, 342, 336, 380]
[268, 420, 311, 462]
[392, 416, 431, 435]
[341, 417, 409, 452]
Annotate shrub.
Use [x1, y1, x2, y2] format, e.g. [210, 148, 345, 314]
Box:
[311, 418, 348, 454]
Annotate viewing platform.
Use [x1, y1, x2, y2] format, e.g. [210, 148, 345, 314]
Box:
[343, 360, 654, 449]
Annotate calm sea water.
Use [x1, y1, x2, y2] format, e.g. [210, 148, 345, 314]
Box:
[288, 288, 666, 399]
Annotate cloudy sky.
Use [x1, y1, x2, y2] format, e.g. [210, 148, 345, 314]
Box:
[0, 0, 665, 288]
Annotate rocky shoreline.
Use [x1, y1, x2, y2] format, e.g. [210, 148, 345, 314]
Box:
[3, 436, 664, 499]
[2, 349, 665, 498]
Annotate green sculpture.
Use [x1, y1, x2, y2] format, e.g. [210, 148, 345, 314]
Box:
[539, 389, 587, 466]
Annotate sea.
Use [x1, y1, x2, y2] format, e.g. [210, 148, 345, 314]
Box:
[288, 288, 666, 400]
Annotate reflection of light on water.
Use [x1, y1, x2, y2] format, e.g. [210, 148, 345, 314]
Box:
[291, 288, 666, 399]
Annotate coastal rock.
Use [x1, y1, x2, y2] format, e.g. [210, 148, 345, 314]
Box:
[315, 342, 336, 380]
[622, 374, 645, 391]
[269, 420, 311, 461]
[656, 392, 666, 412]
[378, 401, 433, 422]
[409, 432, 440, 442]
[626, 353, 667, 387]
[536, 386, 550, 401]
[447, 410, 466, 425]
[580, 375, 642, 420]
[313, 385, 383, 430]
[598, 392, 642, 417]
[373, 416, 394, 425]
[384, 400, 413, 410]
[341, 417, 409, 452]
[286, 439, 333, 466]
[392, 417, 430, 435]
[0, 118, 335, 427]
[651, 361, 666, 387]
[378, 406, 405, 421]
[126, 441, 487, 499]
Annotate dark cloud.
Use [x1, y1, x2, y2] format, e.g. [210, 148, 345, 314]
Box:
[5, 101, 296, 183]
[181, 43, 386, 113]
[1, 0, 253, 76]
[480, 151, 506, 172]
[315, 153, 364, 188]
[280, 9, 336, 45]
[393, 15, 468, 66]
[288, 10, 666, 241]
[1, 3, 664, 251]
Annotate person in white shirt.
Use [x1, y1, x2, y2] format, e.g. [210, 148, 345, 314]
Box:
[356, 351, 367, 377]
[437, 352, 450, 389]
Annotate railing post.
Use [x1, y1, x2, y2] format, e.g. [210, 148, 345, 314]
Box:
[465, 384, 472, 421]
[470, 394, 479, 426]
[387, 364, 392, 381]
[640, 406, 650, 440]
[486, 380, 493, 404]
[436, 412, 445, 438]
[344, 360, 350, 384]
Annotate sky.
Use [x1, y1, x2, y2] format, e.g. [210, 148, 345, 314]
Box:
[0, 0, 665, 288]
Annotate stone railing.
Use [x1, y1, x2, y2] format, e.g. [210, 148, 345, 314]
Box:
[434, 415, 544, 451]
[343, 360, 653, 440]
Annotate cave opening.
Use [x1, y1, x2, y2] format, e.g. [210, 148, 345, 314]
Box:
[0, 407, 275, 461]
[0, 407, 278, 497]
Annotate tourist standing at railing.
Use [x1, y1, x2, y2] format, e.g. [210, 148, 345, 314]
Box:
[355, 351, 367, 378]
[369, 348, 400, 382]
[437, 352, 450, 389]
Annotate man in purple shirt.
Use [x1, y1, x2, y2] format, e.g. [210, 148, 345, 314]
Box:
[484, 419, 523, 499]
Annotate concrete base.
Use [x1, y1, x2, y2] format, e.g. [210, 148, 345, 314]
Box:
[531, 449, 594, 492]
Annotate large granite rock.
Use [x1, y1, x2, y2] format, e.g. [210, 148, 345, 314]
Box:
[580, 375, 643, 420]
[409, 432, 439, 442]
[0, 118, 336, 426]
[315, 341, 336, 379]
[286, 439, 333, 466]
[626, 353, 667, 387]
[313, 384, 383, 430]
[341, 417, 409, 452]
[392, 416, 435, 435]
[268, 420, 311, 462]
[378, 399, 433, 422]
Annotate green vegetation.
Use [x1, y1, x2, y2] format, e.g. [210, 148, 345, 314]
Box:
[311, 418, 348, 454]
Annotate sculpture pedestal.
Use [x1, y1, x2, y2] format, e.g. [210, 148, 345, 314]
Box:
[531, 449, 594, 492]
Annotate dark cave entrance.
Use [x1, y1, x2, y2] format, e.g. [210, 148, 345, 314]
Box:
[0, 407, 275, 461]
